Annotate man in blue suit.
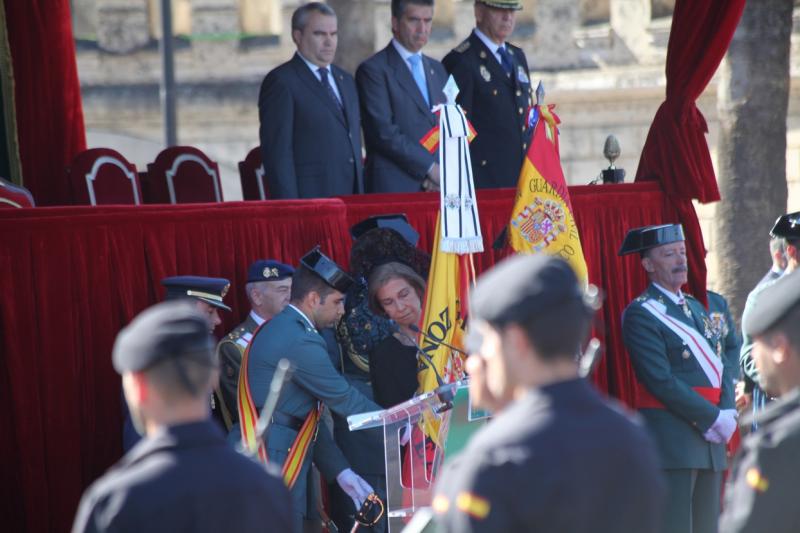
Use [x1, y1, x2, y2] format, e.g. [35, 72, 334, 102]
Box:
[356, 0, 448, 193]
[621, 224, 739, 533]
[259, 3, 363, 198]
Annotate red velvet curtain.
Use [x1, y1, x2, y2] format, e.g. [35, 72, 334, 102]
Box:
[3, 0, 86, 205]
[0, 187, 701, 532]
[635, 0, 745, 203]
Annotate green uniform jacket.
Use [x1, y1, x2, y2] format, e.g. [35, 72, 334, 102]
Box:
[247, 305, 381, 519]
[622, 284, 738, 471]
[216, 313, 260, 428]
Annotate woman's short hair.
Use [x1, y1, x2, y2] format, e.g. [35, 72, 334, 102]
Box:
[367, 261, 426, 316]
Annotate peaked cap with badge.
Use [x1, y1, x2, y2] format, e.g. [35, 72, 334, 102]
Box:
[442, 4, 533, 189]
[162, 275, 232, 312]
[247, 259, 295, 283]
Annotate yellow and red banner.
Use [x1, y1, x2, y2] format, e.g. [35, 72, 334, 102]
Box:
[509, 104, 588, 283]
[417, 218, 474, 445]
[237, 325, 319, 489]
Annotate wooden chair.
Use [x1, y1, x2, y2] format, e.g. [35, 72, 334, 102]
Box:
[66, 148, 142, 205]
[143, 146, 224, 204]
[238, 146, 269, 200]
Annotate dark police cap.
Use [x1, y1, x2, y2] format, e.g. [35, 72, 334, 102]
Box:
[770, 211, 800, 241]
[618, 224, 685, 256]
[743, 269, 800, 337]
[247, 259, 294, 283]
[161, 275, 232, 312]
[350, 214, 420, 247]
[300, 246, 354, 293]
[112, 300, 215, 373]
[472, 254, 584, 326]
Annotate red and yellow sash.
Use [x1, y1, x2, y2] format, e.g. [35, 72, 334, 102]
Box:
[237, 323, 320, 488]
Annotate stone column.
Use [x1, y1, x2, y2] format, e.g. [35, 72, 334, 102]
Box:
[328, 0, 378, 75]
[610, 0, 652, 62]
[531, 0, 581, 70]
[97, 0, 150, 53]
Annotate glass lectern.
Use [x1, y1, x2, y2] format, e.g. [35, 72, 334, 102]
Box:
[348, 380, 488, 532]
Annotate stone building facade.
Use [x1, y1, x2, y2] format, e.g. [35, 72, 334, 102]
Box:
[73, 0, 800, 288]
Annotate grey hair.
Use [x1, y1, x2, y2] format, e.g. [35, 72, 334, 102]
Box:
[292, 2, 336, 32]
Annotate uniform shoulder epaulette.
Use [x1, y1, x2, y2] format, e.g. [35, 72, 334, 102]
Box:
[685, 293, 699, 302]
[220, 326, 253, 349]
[453, 40, 470, 53]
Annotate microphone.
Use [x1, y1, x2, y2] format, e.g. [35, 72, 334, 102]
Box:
[388, 320, 453, 412]
[408, 324, 468, 356]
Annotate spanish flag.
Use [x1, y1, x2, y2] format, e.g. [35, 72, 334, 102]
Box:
[508, 103, 588, 283]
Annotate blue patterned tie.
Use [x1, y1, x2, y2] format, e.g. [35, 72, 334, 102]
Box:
[497, 45, 513, 77]
[318, 67, 343, 111]
[408, 54, 430, 107]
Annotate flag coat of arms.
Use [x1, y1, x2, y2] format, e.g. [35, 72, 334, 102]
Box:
[509, 102, 588, 283]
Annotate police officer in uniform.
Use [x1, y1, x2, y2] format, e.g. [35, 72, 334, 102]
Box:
[620, 224, 739, 533]
[442, 0, 532, 189]
[123, 275, 233, 451]
[216, 260, 294, 433]
[720, 269, 800, 532]
[433, 255, 665, 532]
[72, 301, 292, 533]
[246, 247, 383, 531]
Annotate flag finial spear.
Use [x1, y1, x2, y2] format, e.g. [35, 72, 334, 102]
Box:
[535, 81, 545, 106]
[443, 75, 460, 105]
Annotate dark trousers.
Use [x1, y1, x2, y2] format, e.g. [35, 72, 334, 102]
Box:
[663, 469, 721, 533]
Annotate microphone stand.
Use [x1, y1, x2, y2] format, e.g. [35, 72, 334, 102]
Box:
[392, 323, 455, 413]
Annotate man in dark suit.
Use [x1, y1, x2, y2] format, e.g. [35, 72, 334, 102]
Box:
[620, 224, 739, 533]
[73, 301, 292, 533]
[433, 255, 665, 532]
[356, 0, 448, 193]
[259, 2, 363, 198]
[442, 0, 532, 189]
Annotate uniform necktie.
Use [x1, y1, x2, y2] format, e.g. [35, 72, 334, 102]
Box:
[408, 54, 430, 106]
[318, 67, 343, 111]
[497, 45, 514, 76]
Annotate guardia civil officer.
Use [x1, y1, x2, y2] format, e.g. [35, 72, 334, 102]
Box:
[216, 260, 294, 433]
[72, 301, 292, 533]
[620, 224, 739, 533]
[442, 0, 532, 189]
[245, 247, 383, 531]
[433, 255, 665, 532]
[740, 212, 800, 429]
[720, 268, 800, 532]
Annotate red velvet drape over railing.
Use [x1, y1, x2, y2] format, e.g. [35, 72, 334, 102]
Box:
[3, 0, 86, 205]
[0, 185, 703, 532]
[635, 0, 745, 203]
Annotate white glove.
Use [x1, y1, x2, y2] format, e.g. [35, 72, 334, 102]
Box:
[703, 409, 738, 444]
[336, 468, 374, 510]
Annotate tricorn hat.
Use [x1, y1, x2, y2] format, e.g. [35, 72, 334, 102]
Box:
[350, 214, 419, 247]
[618, 224, 685, 256]
[770, 211, 800, 242]
[301, 246, 354, 294]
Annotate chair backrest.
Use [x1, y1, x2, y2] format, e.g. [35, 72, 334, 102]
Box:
[238, 146, 269, 200]
[67, 148, 142, 206]
[0, 178, 35, 208]
[145, 146, 223, 204]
